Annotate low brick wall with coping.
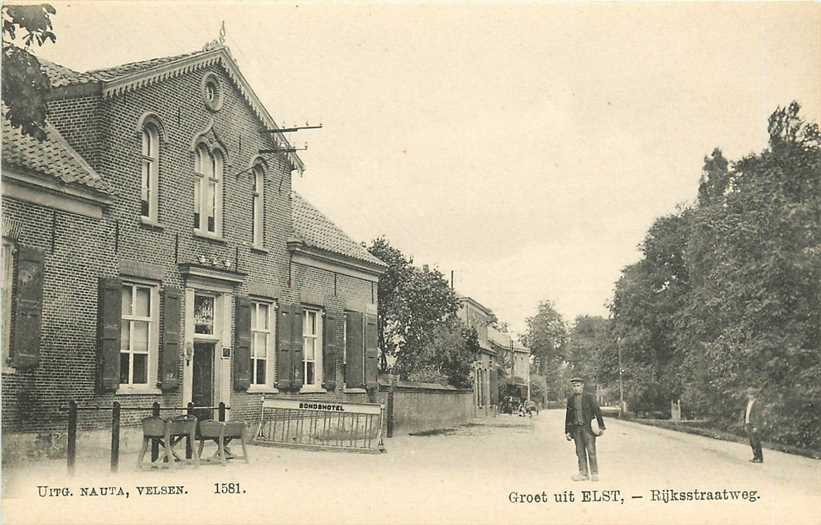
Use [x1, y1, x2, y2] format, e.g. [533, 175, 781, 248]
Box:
[377, 377, 474, 436]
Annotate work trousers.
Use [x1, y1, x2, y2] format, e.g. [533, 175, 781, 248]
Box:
[746, 423, 763, 461]
[572, 426, 598, 476]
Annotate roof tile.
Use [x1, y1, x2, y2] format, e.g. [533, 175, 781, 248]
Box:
[2, 114, 111, 193]
[290, 192, 385, 267]
[40, 49, 210, 88]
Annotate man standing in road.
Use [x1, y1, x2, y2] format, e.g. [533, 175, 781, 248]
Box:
[565, 377, 606, 481]
[744, 387, 764, 463]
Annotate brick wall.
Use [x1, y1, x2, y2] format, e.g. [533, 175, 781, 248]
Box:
[1, 196, 117, 436]
[376, 380, 475, 435]
[47, 95, 103, 170]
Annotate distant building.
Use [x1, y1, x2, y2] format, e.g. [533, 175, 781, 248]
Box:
[456, 295, 496, 416]
[488, 326, 531, 404]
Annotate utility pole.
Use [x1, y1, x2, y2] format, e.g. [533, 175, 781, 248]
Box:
[526, 355, 531, 402]
[617, 337, 624, 416]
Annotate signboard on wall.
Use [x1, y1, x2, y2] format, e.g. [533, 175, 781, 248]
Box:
[263, 397, 382, 415]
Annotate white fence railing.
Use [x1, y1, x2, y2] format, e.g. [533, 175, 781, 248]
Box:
[254, 398, 385, 454]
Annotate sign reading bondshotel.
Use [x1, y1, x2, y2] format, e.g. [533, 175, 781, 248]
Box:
[257, 396, 385, 453]
[263, 397, 383, 415]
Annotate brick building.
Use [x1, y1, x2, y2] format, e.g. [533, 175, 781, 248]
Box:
[1, 43, 385, 458]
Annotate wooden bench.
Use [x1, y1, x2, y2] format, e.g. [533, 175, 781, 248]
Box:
[197, 420, 249, 465]
[167, 415, 199, 466]
[137, 416, 174, 470]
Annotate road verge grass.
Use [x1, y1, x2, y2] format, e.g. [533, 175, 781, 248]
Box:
[618, 415, 821, 460]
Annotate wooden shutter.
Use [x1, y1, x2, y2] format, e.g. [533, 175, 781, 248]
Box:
[233, 296, 252, 391]
[365, 313, 379, 388]
[160, 287, 181, 391]
[12, 246, 44, 368]
[291, 304, 304, 389]
[322, 311, 337, 392]
[490, 367, 498, 405]
[97, 277, 122, 392]
[276, 303, 293, 390]
[344, 311, 364, 388]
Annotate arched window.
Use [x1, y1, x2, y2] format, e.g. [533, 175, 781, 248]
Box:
[141, 124, 160, 220]
[193, 144, 223, 235]
[252, 164, 265, 247]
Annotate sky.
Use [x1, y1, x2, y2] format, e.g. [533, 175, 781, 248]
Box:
[35, 2, 821, 335]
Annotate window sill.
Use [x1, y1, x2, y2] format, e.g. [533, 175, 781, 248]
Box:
[248, 386, 279, 394]
[250, 245, 269, 255]
[299, 386, 327, 394]
[193, 230, 227, 244]
[140, 217, 165, 231]
[344, 387, 367, 394]
[193, 334, 219, 343]
[116, 386, 162, 396]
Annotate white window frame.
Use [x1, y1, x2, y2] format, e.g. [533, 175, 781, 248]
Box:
[2, 239, 16, 371]
[141, 124, 160, 221]
[302, 309, 323, 391]
[342, 313, 348, 366]
[193, 144, 223, 238]
[252, 165, 265, 248]
[249, 301, 276, 391]
[119, 280, 160, 392]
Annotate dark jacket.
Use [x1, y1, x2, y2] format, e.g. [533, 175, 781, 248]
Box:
[565, 393, 606, 435]
[740, 398, 765, 429]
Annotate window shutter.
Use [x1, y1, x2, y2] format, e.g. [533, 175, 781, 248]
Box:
[276, 303, 293, 391]
[233, 296, 252, 391]
[12, 246, 44, 368]
[322, 312, 337, 392]
[490, 367, 498, 405]
[365, 313, 379, 389]
[344, 311, 364, 388]
[97, 277, 122, 392]
[291, 304, 304, 389]
[160, 287, 181, 391]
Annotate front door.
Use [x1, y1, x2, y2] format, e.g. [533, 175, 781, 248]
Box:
[192, 342, 215, 421]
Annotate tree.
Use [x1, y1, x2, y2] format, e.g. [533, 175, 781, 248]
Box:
[2, 4, 57, 141]
[565, 315, 610, 384]
[606, 206, 693, 414]
[697, 148, 730, 207]
[680, 102, 821, 445]
[520, 300, 567, 400]
[407, 320, 480, 388]
[367, 237, 413, 371]
[603, 101, 820, 446]
[367, 237, 462, 381]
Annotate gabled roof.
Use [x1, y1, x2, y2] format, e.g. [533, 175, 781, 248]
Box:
[41, 49, 212, 88]
[40, 50, 207, 88]
[290, 192, 386, 269]
[456, 293, 494, 318]
[488, 326, 512, 348]
[40, 45, 304, 171]
[2, 114, 112, 194]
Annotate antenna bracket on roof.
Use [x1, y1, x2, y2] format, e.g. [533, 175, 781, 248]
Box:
[262, 123, 323, 134]
[259, 143, 308, 154]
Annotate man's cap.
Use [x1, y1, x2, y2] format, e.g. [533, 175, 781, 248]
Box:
[570, 376, 585, 384]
